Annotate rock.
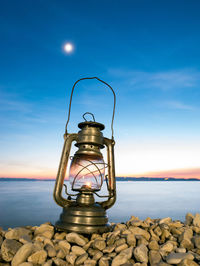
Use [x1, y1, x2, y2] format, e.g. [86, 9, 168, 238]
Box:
[166, 252, 194, 264]
[54, 232, 66, 240]
[11, 243, 34, 266]
[93, 239, 106, 251]
[5, 228, 32, 241]
[34, 224, 54, 236]
[93, 250, 103, 260]
[114, 238, 126, 247]
[193, 213, 200, 227]
[159, 217, 172, 224]
[19, 235, 32, 244]
[56, 249, 65, 259]
[66, 232, 87, 246]
[148, 240, 159, 250]
[0, 236, 3, 246]
[126, 233, 136, 247]
[103, 245, 115, 253]
[129, 227, 150, 241]
[71, 245, 86, 255]
[75, 253, 88, 265]
[111, 247, 133, 266]
[180, 239, 194, 250]
[185, 213, 194, 225]
[27, 250, 47, 264]
[160, 241, 174, 253]
[114, 224, 127, 232]
[18, 263, 33, 266]
[154, 226, 162, 236]
[84, 259, 96, 265]
[149, 250, 162, 265]
[66, 253, 77, 264]
[193, 237, 200, 252]
[52, 258, 67, 266]
[58, 240, 71, 254]
[43, 260, 53, 266]
[179, 228, 193, 242]
[1, 239, 22, 262]
[115, 243, 128, 253]
[83, 240, 94, 251]
[178, 259, 198, 266]
[133, 244, 148, 263]
[99, 256, 109, 266]
[44, 244, 56, 257]
[176, 247, 186, 253]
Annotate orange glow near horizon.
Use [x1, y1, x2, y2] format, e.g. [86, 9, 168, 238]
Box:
[1, 167, 200, 180]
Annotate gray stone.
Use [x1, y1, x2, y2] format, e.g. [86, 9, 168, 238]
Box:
[111, 247, 133, 266]
[5, 228, 32, 241]
[133, 244, 148, 263]
[66, 232, 87, 246]
[11, 243, 34, 266]
[166, 252, 194, 264]
[1, 239, 22, 262]
[71, 245, 86, 255]
[193, 213, 200, 227]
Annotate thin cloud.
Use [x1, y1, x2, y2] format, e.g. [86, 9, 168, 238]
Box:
[108, 68, 200, 91]
[162, 100, 195, 111]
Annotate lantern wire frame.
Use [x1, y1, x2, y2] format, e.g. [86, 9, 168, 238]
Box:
[69, 155, 108, 191]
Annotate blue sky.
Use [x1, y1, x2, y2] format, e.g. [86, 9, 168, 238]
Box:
[1, 0, 200, 178]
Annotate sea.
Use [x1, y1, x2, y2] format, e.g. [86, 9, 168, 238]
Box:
[0, 181, 200, 230]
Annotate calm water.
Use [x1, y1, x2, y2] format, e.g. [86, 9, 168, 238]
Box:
[0, 181, 200, 229]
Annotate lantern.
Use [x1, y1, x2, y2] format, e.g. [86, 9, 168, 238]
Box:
[53, 77, 116, 234]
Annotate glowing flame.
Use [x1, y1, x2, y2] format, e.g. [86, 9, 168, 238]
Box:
[85, 181, 91, 188]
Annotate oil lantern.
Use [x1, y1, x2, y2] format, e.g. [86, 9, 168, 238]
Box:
[53, 77, 116, 234]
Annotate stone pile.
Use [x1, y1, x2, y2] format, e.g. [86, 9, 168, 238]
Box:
[0, 213, 200, 265]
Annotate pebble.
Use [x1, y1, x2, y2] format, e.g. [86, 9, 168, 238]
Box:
[66, 232, 87, 246]
[27, 250, 47, 264]
[133, 244, 148, 263]
[1, 239, 22, 262]
[11, 243, 34, 266]
[0, 213, 200, 265]
[166, 252, 194, 264]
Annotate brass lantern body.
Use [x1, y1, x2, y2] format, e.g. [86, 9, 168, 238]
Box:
[53, 77, 116, 234]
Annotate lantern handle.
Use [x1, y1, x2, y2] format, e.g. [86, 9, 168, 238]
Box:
[65, 77, 116, 140]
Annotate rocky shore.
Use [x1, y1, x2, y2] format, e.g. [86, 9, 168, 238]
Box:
[0, 213, 200, 266]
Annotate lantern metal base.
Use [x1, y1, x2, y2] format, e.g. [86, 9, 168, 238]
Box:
[55, 203, 111, 234]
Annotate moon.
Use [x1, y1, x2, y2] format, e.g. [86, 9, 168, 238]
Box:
[64, 42, 74, 54]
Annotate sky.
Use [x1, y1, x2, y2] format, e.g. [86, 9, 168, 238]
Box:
[0, 0, 200, 179]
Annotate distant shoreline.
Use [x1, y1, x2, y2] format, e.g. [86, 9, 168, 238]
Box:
[0, 177, 199, 181]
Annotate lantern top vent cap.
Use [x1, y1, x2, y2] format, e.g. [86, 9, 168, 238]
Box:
[78, 121, 105, 131]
